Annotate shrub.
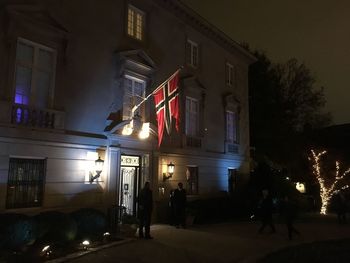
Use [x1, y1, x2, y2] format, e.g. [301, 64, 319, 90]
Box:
[0, 213, 36, 250]
[34, 211, 77, 244]
[71, 208, 107, 240]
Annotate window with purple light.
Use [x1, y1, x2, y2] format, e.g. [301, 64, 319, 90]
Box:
[14, 38, 56, 108]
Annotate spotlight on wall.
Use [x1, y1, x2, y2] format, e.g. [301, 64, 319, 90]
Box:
[163, 162, 175, 181]
[90, 156, 104, 183]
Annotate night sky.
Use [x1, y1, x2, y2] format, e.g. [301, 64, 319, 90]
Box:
[182, 0, 350, 125]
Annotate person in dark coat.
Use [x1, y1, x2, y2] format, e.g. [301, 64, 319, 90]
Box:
[258, 189, 276, 234]
[138, 182, 153, 239]
[168, 189, 175, 225]
[280, 196, 300, 240]
[173, 182, 187, 228]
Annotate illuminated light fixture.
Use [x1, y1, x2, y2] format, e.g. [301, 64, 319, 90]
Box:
[163, 162, 175, 181]
[139, 122, 150, 139]
[82, 240, 90, 250]
[90, 156, 104, 183]
[40, 245, 52, 257]
[295, 182, 306, 193]
[121, 113, 150, 139]
[103, 232, 111, 237]
[122, 121, 133, 135]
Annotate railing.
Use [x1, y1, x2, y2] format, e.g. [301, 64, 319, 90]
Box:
[185, 136, 202, 148]
[225, 142, 239, 154]
[0, 102, 65, 130]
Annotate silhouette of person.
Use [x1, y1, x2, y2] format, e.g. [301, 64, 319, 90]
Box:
[174, 182, 187, 228]
[258, 189, 276, 234]
[169, 189, 175, 225]
[138, 182, 153, 239]
[335, 191, 347, 224]
[280, 196, 300, 240]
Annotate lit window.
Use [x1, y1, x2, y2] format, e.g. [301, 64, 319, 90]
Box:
[6, 158, 46, 209]
[127, 5, 145, 40]
[14, 38, 56, 109]
[226, 111, 238, 143]
[186, 40, 199, 68]
[123, 76, 145, 120]
[185, 97, 199, 136]
[226, 63, 235, 86]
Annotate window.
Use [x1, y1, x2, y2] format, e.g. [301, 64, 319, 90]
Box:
[185, 97, 199, 136]
[186, 166, 198, 195]
[226, 111, 238, 143]
[123, 76, 146, 120]
[226, 63, 235, 86]
[127, 5, 145, 40]
[186, 39, 198, 68]
[14, 38, 56, 109]
[6, 158, 46, 209]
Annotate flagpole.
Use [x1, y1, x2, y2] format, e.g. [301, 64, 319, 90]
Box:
[131, 68, 182, 115]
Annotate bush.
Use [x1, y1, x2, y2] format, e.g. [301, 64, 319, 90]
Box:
[71, 208, 107, 240]
[0, 213, 36, 250]
[34, 211, 77, 244]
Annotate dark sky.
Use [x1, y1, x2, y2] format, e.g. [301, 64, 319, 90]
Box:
[182, 0, 350, 125]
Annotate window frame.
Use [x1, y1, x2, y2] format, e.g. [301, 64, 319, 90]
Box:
[185, 96, 199, 137]
[226, 110, 238, 144]
[123, 75, 146, 120]
[127, 4, 145, 41]
[186, 39, 199, 68]
[186, 166, 199, 195]
[14, 37, 57, 109]
[6, 157, 46, 209]
[226, 62, 234, 87]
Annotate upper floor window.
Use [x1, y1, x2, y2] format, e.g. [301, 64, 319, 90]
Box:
[186, 39, 198, 68]
[14, 38, 56, 109]
[123, 76, 146, 120]
[127, 5, 145, 41]
[185, 96, 199, 137]
[226, 62, 235, 87]
[226, 110, 238, 143]
[6, 158, 46, 209]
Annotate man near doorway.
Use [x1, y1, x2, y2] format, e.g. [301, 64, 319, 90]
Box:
[174, 182, 187, 228]
[138, 181, 153, 239]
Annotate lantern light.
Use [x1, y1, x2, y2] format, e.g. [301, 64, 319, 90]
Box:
[163, 162, 175, 181]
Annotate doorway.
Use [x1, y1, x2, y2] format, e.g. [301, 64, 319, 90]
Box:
[119, 155, 141, 216]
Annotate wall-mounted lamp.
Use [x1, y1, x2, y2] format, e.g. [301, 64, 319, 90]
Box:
[163, 162, 175, 181]
[90, 156, 104, 183]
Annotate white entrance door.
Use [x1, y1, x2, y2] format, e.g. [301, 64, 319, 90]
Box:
[120, 155, 140, 216]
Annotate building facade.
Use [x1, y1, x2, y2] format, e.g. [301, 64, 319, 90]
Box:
[0, 0, 255, 218]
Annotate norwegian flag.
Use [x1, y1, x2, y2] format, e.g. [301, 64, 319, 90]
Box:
[153, 70, 180, 146]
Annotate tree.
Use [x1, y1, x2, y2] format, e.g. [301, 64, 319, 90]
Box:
[310, 150, 350, 214]
[248, 49, 331, 169]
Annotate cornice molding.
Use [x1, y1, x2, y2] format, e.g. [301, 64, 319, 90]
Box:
[152, 0, 256, 63]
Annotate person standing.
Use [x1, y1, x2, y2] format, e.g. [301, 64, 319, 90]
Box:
[138, 182, 153, 239]
[174, 182, 187, 228]
[258, 189, 276, 234]
[280, 196, 300, 240]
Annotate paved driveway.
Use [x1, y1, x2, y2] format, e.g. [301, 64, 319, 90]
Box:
[69, 221, 350, 263]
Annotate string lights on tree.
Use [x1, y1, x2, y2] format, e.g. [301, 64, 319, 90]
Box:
[310, 150, 350, 215]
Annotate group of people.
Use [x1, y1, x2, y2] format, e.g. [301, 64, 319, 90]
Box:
[137, 181, 187, 239]
[257, 189, 300, 240]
